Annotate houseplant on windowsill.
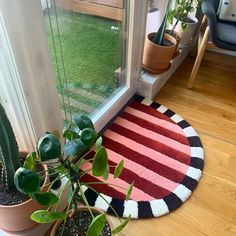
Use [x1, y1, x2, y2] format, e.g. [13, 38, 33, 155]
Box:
[168, 0, 201, 46]
[0, 103, 49, 232]
[143, 0, 177, 74]
[14, 114, 133, 236]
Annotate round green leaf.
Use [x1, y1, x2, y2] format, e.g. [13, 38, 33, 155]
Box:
[14, 167, 40, 194]
[37, 133, 61, 162]
[31, 210, 66, 223]
[32, 192, 59, 206]
[64, 138, 86, 156]
[86, 213, 106, 236]
[92, 147, 108, 177]
[81, 128, 98, 147]
[72, 114, 94, 130]
[114, 160, 124, 179]
[63, 127, 79, 141]
[23, 152, 37, 170]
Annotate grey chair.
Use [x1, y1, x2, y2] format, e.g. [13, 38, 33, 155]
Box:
[187, 0, 236, 88]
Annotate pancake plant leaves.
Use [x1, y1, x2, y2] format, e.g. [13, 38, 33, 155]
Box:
[14, 114, 133, 235]
[168, 0, 201, 35]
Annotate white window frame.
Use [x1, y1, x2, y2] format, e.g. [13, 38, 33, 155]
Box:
[0, 0, 148, 150]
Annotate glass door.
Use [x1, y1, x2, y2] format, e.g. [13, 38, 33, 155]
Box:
[40, 0, 146, 131]
[0, 0, 147, 149]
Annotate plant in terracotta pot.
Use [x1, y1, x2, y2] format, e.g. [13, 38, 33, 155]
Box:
[143, 0, 177, 74]
[0, 103, 49, 232]
[14, 114, 133, 236]
[168, 0, 201, 46]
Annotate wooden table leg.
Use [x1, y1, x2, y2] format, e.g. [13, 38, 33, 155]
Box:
[187, 26, 210, 89]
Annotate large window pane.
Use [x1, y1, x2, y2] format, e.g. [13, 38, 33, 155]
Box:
[41, 0, 127, 120]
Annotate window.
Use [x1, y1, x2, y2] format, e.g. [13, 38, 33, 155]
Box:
[0, 0, 147, 150]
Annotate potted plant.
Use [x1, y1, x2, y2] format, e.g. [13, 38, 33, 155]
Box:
[143, 0, 177, 74]
[14, 114, 133, 236]
[0, 103, 49, 232]
[168, 0, 201, 46]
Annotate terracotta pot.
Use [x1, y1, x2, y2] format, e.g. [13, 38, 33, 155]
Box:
[175, 15, 198, 46]
[50, 206, 113, 236]
[0, 152, 49, 232]
[165, 29, 181, 58]
[143, 33, 177, 74]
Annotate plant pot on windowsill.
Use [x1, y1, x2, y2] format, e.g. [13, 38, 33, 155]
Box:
[175, 15, 198, 47]
[50, 206, 113, 236]
[143, 32, 177, 74]
[0, 152, 49, 233]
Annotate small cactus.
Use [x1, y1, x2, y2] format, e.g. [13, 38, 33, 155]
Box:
[0, 103, 20, 189]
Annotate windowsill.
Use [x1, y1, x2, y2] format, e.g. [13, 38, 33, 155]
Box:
[137, 44, 193, 99]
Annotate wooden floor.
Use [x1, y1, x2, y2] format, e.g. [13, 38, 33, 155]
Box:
[111, 51, 236, 236]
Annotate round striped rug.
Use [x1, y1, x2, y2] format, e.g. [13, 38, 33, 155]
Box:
[81, 95, 204, 219]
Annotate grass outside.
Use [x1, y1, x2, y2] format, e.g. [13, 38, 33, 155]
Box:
[45, 8, 122, 116]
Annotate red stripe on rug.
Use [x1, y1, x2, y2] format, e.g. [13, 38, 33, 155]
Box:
[80, 162, 154, 201]
[82, 150, 171, 199]
[120, 111, 189, 145]
[80, 173, 126, 200]
[104, 130, 189, 174]
[103, 136, 185, 184]
[107, 151, 175, 198]
[108, 123, 190, 165]
[114, 117, 190, 155]
[125, 107, 185, 136]
[129, 101, 175, 124]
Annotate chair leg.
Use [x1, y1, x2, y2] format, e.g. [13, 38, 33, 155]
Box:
[187, 26, 210, 89]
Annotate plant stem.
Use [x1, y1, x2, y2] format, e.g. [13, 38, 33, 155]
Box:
[77, 180, 95, 220]
[59, 186, 78, 236]
[82, 181, 127, 191]
[86, 185, 122, 222]
[78, 168, 92, 178]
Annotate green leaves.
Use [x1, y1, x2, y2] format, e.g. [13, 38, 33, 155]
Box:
[31, 210, 66, 223]
[112, 216, 130, 234]
[167, 0, 196, 32]
[37, 133, 61, 162]
[16, 112, 131, 235]
[23, 152, 37, 171]
[64, 138, 86, 156]
[126, 181, 134, 201]
[92, 147, 108, 177]
[32, 192, 59, 206]
[114, 160, 124, 178]
[73, 114, 94, 130]
[63, 128, 79, 141]
[86, 213, 106, 236]
[14, 167, 40, 194]
[80, 128, 98, 147]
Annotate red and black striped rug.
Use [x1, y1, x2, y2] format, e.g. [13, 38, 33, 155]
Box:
[81, 95, 204, 218]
